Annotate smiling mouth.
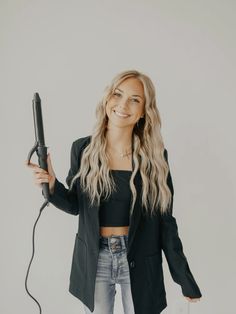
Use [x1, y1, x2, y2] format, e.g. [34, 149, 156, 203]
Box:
[113, 110, 131, 118]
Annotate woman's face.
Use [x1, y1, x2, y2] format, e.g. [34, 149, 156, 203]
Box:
[106, 77, 145, 129]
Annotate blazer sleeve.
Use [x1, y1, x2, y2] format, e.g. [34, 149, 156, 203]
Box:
[43, 140, 80, 215]
[160, 148, 202, 298]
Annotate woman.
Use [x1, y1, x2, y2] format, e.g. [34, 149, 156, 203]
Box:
[26, 69, 202, 314]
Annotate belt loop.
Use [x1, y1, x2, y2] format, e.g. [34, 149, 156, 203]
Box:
[122, 235, 126, 249]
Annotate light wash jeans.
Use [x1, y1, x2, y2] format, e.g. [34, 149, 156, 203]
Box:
[83, 234, 135, 314]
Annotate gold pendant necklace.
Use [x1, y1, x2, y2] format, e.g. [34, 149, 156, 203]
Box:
[108, 145, 132, 158]
[120, 151, 132, 158]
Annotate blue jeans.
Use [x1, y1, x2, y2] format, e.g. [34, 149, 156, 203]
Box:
[83, 234, 135, 314]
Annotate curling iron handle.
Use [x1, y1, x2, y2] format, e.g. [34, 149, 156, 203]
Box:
[37, 146, 50, 201]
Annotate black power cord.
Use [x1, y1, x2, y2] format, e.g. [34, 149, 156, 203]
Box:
[24, 200, 50, 314]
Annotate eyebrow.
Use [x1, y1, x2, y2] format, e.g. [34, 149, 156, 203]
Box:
[115, 88, 143, 99]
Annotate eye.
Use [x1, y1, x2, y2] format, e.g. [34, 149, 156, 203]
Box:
[113, 92, 121, 97]
[113, 92, 140, 103]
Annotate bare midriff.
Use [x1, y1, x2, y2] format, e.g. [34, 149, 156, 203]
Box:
[99, 226, 129, 237]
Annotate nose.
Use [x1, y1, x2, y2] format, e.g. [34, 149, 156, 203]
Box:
[117, 97, 129, 109]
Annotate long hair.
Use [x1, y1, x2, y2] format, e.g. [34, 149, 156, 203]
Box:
[69, 69, 172, 217]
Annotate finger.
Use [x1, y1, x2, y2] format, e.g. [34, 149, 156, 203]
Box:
[47, 153, 54, 171]
[35, 173, 50, 181]
[35, 173, 49, 180]
[28, 163, 48, 174]
[47, 153, 52, 164]
[35, 178, 49, 185]
[25, 161, 38, 167]
[26, 161, 44, 170]
[35, 167, 48, 174]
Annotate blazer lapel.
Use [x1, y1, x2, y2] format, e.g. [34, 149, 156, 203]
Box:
[127, 133, 142, 254]
[126, 178, 142, 256]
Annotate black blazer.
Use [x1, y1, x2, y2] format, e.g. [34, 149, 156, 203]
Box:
[46, 135, 202, 314]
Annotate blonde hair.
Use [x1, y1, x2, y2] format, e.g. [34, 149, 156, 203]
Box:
[70, 69, 173, 217]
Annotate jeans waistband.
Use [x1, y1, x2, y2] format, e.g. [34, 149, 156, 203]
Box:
[99, 234, 128, 252]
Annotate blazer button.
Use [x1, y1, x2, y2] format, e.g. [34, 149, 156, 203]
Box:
[130, 260, 135, 268]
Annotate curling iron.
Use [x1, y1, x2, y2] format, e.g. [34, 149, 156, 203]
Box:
[25, 92, 51, 314]
[27, 92, 50, 202]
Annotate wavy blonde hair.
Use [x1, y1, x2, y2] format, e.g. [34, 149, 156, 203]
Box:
[70, 69, 173, 217]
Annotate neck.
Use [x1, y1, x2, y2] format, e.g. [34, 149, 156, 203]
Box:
[105, 128, 133, 151]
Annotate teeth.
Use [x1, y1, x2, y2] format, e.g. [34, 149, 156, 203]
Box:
[114, 110, 129, 117]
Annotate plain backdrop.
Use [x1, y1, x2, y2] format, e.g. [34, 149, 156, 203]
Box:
[1, 1, 235, 314]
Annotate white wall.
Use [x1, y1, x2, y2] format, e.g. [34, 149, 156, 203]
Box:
[1, 0, 235, 313]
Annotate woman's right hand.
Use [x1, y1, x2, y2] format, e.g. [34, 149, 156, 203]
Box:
[25, 153, 56, 195]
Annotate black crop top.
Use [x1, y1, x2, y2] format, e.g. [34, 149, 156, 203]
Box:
[99, 170, 132, 227]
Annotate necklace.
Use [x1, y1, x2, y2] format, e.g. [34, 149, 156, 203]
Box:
[107, 145, 132, 158]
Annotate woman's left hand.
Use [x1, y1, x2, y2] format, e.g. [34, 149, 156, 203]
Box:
[184, 296, 201, 302]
